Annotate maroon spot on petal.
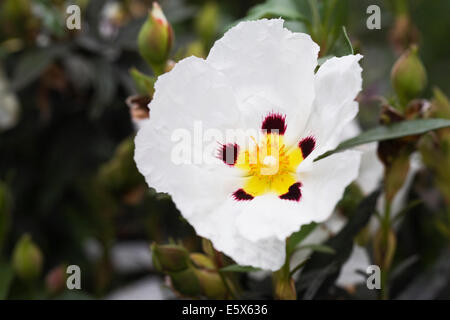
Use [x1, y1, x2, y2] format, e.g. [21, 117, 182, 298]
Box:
[261, 112, 287, 135]
[218, 143, 239, 166]
[299, 136, 316, 159]
[279, 182, 302, 202]
[232, 189, 254, 201]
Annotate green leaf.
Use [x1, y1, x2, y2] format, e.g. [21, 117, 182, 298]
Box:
[286, 222, 317, 256]
[298, 190, 381, 299]
[317, 55, 333, 66]
[316, 118, 450, 161]
[0, 263, 14, 300]
[12, 45, 68, 90]
[296, 244, 336, 255]
[220, 264, 261, 273]
[341, 26, 354, 55]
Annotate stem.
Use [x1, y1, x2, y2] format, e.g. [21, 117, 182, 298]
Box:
[380, 199, 392, 300]
[307, 0, 321, 41]
[272, 240, 297, 300]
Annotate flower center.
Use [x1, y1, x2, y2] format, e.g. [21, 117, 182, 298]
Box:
[262, 155, 277, 169]
[235, 133, 303, 197]
[218, 112, 316, 202]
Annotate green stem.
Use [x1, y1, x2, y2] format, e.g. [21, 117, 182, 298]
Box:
[307, 0, 321, 40]
[380, 199, 392, 300]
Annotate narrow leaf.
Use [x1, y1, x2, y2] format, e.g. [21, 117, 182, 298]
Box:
[286, 222, 317, 255]
[316, 119, 450, 161]
[220, 264, 261, 273]
[297, 244, 336, 255]
[342, 26, 354, 55]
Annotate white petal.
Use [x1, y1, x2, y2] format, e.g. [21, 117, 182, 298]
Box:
[299, 150, 362, 222]
[207, 19, 320, 144]
[236, 151, 362, 242]
[135, 56, 286, 271]
[339, 120, 383, 195]
[355, 142, 384, 195]
[190, 198, 286, 271]
[300, 54, 363, 164]
[135, 56, 244, 219]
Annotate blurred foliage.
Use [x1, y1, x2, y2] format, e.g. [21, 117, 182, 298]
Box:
[0, 0, 450, 300]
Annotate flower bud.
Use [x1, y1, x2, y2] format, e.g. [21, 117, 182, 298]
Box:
[97, 137, 145, 196]
[201, 238, 216, 260]
[195, 2, 219, 48]
[168, 267, 202, 297]
[190, 253, 216, 270]
[12, 234, 43, 281]
[129, 68, 155, 96]
[138, 2, 173, 75]
[381, 148, 411, 203]
[185, 41, 206, 58]
[391, 45, 427, 106]
[195, 269, 227, 299]
[430, 88, 450, 119]
[151, 243, 190, 272]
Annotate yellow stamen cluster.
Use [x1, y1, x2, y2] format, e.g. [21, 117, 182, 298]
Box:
[236, 134, 303, 197]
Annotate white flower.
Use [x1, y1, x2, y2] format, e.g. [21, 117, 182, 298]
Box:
[135, 19, 363, 271]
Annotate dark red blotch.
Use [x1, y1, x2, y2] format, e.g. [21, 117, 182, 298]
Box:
[218, 143, 239, 166]
[299, 136, 316, 159]
[262, 113, 287, 135]
[232, 189, 254, 201]
[279, 182, 302, 202]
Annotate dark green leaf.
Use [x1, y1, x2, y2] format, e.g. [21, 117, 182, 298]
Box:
[397, 248, 450, 300]
[316, 119, 450, 161]
[286, 222, 317, 255]
[297, 244, 336, 255]
[341, 26, 354, 55]
[220, 264, 261, 273]
[298, 190, 381, 299]
[12, 45, 68, 90]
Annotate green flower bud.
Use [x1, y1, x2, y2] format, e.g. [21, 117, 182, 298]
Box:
[190, 253, 216, 270]
[195, 269, 227, 299]
[129, 68, 155, 96]
[138, 2, 173, 75]
[195, 2, 219, 49]
[168, 267, 202, 297]
[391, 45, 427, 106]
[185, 40, 206, 58]
[201, 238, 216, 260]
[431, 88, 450, 119]
[151, 243, 190, 272]
[12, 234, 43, 281]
